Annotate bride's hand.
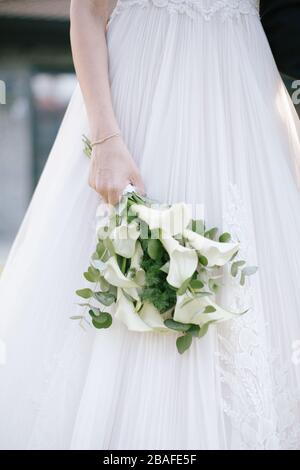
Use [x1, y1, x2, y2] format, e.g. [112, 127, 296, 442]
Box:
[89, 136, 145, 205]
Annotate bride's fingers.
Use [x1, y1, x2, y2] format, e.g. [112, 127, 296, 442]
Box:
[108, 186, 122, 206]
[94, 178, 109, 203]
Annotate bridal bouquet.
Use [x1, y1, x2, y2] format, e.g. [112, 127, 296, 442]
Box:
[73, 138, 257, 354]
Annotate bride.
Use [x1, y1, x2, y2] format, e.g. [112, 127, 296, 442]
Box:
[0, 0, 300, 450]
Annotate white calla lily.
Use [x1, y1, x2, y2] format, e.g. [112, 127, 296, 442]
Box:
[161, 232, 198, 288]
[139, 302, 170, 332]
[130, 241, 143, 269]
[102, 257, 137, 288]
[174, 293, 240, 327]
[184, 229, 239, 267]
[115, 290, 153, 332]
[122, 287, 140, 302]
[110, 221, 140, 258]
[131, 202, 192, 236]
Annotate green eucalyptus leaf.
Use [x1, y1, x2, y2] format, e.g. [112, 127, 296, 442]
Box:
[230, 250, 239, 261]
[187, 324, 201, 337]
[84, 266, 101, 283]
[198, 255, 208, 267]
[93, 291, 116, 306]
[70, 315, 84, 320]
[99, 277, 110, 292]
[198, 323, 210, 338]
[109, 285, 118, 297]
[91, 312, 113, 329]
[242, 266, 258, 277]
[88, 307, 101, 318]
[231, 260, 246, 277]
[219, 232, 231, 243]
[89, 265, 101, 277]
[176, 333, 193, 354]
[204, 227, 218, 240]
[147, 239, 162, 260]
[164, 319, 193, 332]
[177, 277, 191, 296]
[103, 237, 115, 256]
[240, 272, 246, 286]
[96, 241, 107, 258]
[204, 305, 216, 313]
[83, 271, 95, 282]
[190, 279, 204, 290]
[76, 288, 93, 299]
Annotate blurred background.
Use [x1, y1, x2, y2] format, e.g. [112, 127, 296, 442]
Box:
[0, 0, 75, 265]
[0, 0, 299, 266]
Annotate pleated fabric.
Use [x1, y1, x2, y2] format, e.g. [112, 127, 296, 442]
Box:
[0, 0, 300, 450]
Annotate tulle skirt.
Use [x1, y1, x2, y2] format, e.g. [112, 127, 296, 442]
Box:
[0, 2, 300, 450]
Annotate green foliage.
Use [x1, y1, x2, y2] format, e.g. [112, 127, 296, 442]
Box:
[164, 319, 193, 332]
[231, 260, 246, 277]
[147, 238, 162, 260]
[242, 266, 258, 276]
[187, 324, 200, 337]
[190, 279, 204, 290]
[219, 232, 231, 243]
[198, 323, 210, 338]
[230, 260, 258, 286]
[93, 291, 116, 306]
[117, 255, 128, 274]
[176, 333, 193, 354]
[198, 255, 208, 266]
[240, 265, 258, 286]
[203, 305, 216, 313]
[76, 288, 93, 299]
[140, 252, 177, 313]
[204, 227, 218, 240]
[83, 266, 101, 283]
[177, 277, 192, 296]
[89, 309, 112, 329]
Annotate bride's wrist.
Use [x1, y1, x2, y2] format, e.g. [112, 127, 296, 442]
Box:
[91, 132, 122, 148]
[90, 115, 121, 143]
[91, 123, 121, 140]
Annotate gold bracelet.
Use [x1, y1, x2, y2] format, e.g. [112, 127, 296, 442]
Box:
[91, 132, 121, 147]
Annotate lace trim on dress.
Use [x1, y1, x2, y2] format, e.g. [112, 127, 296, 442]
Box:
[109, 0, 260, 22]
[217, 183, 300, 450]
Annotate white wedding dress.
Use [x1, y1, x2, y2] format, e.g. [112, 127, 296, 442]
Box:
[0, 0, 300, 450]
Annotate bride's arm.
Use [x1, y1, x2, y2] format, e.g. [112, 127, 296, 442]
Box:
[70, 0, 145, 204]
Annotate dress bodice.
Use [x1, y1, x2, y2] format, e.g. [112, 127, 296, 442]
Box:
[112, 0, 260, 21]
